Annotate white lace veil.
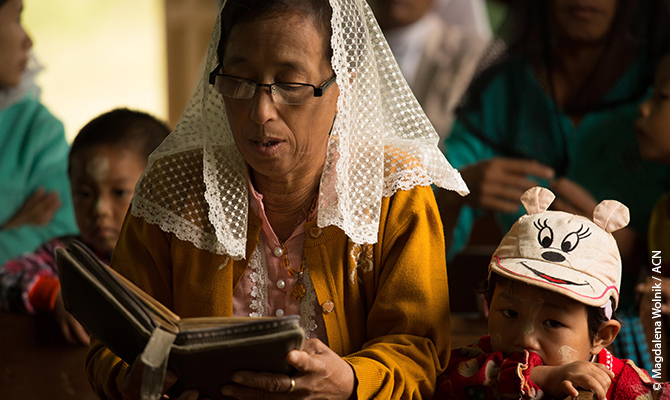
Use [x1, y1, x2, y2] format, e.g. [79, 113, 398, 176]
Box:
[132, 0, 468, 260]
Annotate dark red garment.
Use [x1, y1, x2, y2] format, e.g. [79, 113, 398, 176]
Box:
[435, 335, 669, 400]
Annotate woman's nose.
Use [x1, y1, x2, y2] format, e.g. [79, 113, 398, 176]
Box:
[249, 87, 278, 125]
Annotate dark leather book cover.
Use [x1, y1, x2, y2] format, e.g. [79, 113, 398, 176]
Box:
[56, 241, 304, 400]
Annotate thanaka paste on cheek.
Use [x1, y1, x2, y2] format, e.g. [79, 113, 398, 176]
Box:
[85, 156, 110, 181]
[490, 333, 502, 348]
[558, 345, 579, 364]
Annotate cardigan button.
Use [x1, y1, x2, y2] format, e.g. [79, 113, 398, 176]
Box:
[321, 301, 334, 314]
[309, 227, 322, 238]
[273, 247, 284, 258]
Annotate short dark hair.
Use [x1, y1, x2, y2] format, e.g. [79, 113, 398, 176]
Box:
[483, 272, 618, 342]
[69, 108, 170, 173]
[216, 0, 333, 67]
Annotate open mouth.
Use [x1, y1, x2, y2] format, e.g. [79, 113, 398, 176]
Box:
[250, 138, 284, 155]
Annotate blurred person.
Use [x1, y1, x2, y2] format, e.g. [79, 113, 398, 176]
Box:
[0, 0, 78, 265]
[436, 0, 670, 284]
[368, 0, 489, 138]
[434, 0, 491, 39]
[635, 52, 670, 252]
[634, 52, 670, 380]
[0, 108, 170, 345]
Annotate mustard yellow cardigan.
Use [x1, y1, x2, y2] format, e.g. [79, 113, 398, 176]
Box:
[86, 185, 451, 399]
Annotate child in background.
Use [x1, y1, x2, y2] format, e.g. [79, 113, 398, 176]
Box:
[635, 52, 670, 264]
[0, 108, 169, 345]
[435, 187, 668, 400]
[634, 52, 670, 381]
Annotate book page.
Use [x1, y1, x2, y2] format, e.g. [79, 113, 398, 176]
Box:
[107, 267, 181, 329]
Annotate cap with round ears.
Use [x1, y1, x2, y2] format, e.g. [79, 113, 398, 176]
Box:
[490, 187, 629, 309]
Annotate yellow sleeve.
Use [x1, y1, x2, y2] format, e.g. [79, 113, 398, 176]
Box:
[86, 338, 130, 400]
[345, 185, 451, 400]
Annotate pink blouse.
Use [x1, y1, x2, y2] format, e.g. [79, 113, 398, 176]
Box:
[232, 181, 327, 341]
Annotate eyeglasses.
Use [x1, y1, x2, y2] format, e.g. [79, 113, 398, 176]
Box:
[208, 68, 337, 105]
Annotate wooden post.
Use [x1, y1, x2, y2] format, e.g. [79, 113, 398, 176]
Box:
[165, 0, 219, 127]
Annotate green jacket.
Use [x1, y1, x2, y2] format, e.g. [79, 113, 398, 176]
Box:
[0, 93, 77, 265]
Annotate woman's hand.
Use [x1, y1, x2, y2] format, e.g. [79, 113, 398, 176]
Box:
[530, 362, 614, 400]
[459, 157, 554, 213]
[1, 187, 61, 230]
[53, 290, 90, 346]
[549, 178, 598, 217]
[550, 177, 640, 264]
[220, 338, 355, 399]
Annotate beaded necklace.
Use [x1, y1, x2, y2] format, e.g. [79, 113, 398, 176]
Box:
[276, 194, 318, 301]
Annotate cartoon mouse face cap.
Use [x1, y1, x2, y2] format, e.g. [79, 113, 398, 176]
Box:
[490, 187, 629, 309]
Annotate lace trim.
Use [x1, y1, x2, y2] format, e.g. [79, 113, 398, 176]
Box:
[133, 161, 466, 262]
[300, 268, 318, 338]
[245, 239, 318, 336]
[131, 196, 235, 257]
[383, 168, 432, 197]
[249, 240, 269, 317]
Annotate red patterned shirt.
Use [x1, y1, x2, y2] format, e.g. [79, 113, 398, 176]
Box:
[435, 335, 669, 400]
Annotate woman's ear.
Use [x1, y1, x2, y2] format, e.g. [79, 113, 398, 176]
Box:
[592, 320, 621, 354]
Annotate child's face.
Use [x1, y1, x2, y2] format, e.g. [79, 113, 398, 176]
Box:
[488, 281, 597, 366]
[0, 0, 31, 88]
[635, 54, 670, 163]
[69, 145, 146, 256]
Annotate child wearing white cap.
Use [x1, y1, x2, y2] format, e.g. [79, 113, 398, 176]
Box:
[435, 187, 669, 400]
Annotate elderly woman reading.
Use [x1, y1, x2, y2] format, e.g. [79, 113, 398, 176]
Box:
[86, 0, 467, 399]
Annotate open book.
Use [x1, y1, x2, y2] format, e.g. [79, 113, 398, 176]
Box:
[56, 241, 305, 400]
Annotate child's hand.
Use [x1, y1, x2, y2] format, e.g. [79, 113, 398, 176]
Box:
[53, 290, 90, 346]
[530, 362, 614, 400]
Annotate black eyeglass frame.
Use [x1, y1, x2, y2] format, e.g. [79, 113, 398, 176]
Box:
[208, 64, 337, 101]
